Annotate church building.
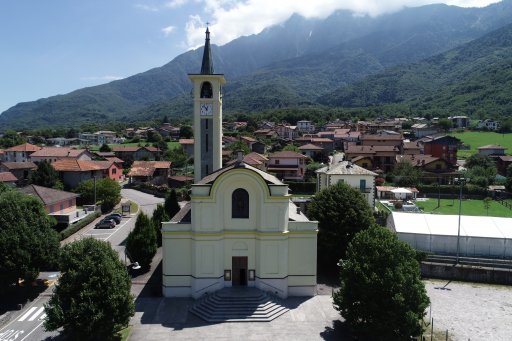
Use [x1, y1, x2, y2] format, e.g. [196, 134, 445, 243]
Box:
[161, 28, 318, 299]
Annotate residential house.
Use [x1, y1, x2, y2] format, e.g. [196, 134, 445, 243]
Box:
[0, 149, 4, 162]
[477, 119, 500, 131]
[112, 146, 160, 163]
[168, 175, 194, 188]
[79, 131, 120, 145]
[226, 152, 268, 172]
[324, 120, 350, 131]
[367, 121, 402, 133]
[0, 172, 18, 186]
[411, 123, 439, 138]
[127, 161, 171, 185]
[345, 144, 400, 172]
[0, 162, 37, 185]
[20, 184, 87, 225]
[360, 133, 403, 149]
[478, 144, 506, 156]
[334, 129, 360, 150]
[420, 135, 460, 166]
[299, 143, 325, 160]
[254, 129, 277, 139]
[296, 120, 315, 134]
[449, 116, 469, 129]
[258, 121, 275, 130]
[46, 137, 81, 146]
[240, 136, 265, 154]
[179, 139, 195, 157]
[275, 124, 298, 140]
[51, 159, 123, 188]
[402, 141, 422, 155]
[29, 147, 94, 164]
[496, 156, 512, 176]
[267, 151, 306, 181]
[158, 123, 181, 140]
[3, 143, 41, 162]
[296, 136, 334, 153]
[396, 154, 456, 183]
[316, 160, 378, 208]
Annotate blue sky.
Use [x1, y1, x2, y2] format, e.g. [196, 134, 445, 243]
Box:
[0, 0, 501, 115]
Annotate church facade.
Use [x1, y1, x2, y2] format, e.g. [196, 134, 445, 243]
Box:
[161, 28, 318, 299]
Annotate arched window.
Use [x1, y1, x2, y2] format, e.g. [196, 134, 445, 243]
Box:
[200, 82, 213, 98]
[232, 188, 249, 218]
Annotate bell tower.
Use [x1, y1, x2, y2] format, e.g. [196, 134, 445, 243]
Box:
[189, 27, 225, 183]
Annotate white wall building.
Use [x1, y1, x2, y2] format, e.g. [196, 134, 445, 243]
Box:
[316, 160, 377, 208]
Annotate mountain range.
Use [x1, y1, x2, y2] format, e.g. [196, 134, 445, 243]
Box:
[1, 0, 512, 130]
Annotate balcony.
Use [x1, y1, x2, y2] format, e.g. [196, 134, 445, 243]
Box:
[355, 187, 373, 193]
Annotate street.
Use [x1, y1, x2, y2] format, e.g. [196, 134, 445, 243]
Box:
[0, 188, 164, 341]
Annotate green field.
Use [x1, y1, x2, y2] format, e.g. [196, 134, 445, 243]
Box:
[416, 198, 512, 218]
[449, 131, 512, 159]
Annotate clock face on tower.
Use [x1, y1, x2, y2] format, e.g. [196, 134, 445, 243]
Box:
[200, 103, 213, 116]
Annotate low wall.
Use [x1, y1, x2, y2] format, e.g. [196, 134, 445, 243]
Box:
[421, 262, 512, 285]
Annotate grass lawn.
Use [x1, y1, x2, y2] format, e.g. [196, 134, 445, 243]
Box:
[449, 131, 512, 159]
[417, 198, 512, 218]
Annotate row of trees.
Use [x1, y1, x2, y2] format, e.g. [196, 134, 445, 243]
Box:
[309, 182, 430, 339]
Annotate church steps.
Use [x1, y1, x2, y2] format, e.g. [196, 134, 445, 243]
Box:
[190, 288, 289, 322]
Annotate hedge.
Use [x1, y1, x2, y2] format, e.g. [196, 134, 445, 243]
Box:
[417, 184, 488, 197]
[59, 211, 101, 241]
[287, 182, 316, 195]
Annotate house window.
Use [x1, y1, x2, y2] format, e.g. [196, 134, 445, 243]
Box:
[60, 203, 64, 212]
[49, 205, 54, 214]
[275, 160, 280, 165]
[360, 179, 366, 191]
[69, 199, 73, 207]
[232, 188, 249, 218]
[112, 168, 117, 174]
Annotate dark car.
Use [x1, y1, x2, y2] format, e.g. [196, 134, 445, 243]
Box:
[95, 218, 116, 229]
[104, 214, 121, 224]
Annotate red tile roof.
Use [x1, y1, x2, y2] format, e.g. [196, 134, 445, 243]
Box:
[0, 172, 17, 182]
[0, 162, 38, 170]
[20, 185, 78, 205]
[30, 147, 87, 158]
[5, 143, 41, 152]
[298, 143, 324, 150]
[51, 160, 113, 172]
[179, 139, 194, 145]
[269, 151, 306, 158]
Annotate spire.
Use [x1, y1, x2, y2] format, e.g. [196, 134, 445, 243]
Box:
[200, 26, 214, 75]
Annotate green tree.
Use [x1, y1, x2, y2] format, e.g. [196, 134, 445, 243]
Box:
[465, 154, 497, 187]
[227, 140, 250, 155]
[0, 190, 60, 291]
[483, 197, 492, 215]
[282, 143, 299, 152]
[392, 160, 421, 187]
[308, 182, 374, 269]
[164, 189, 181, 219]
[126, 212, 157, 269]
[465, 154, 495, 169]
[180, 125, 193, 139]
[0, 130, 26, 148]
[75, 177, 121, 213]
[438, 118, 453, 132]
[44, 238, 134, 340]
[151, 204, 169, 247]
[29, 160, 63, 189]
[506, 164, 512, 191]
[334, 225, 430, 340]
[164, 146, 189, 168]
[99, 143, 112, 152]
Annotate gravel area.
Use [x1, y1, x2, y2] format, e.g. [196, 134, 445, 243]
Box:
[425, 279, 512, 341]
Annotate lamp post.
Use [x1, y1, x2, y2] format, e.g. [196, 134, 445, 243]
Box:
[455, 177, 467, 264]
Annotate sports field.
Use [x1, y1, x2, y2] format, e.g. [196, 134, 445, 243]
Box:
[416, 198, 512, 218]
[449, 131, 512, 158]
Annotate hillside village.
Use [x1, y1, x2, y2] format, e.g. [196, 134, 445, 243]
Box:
[2, 3, 512, 340]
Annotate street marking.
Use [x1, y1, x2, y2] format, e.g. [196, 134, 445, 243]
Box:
[39, 314, 46, 321]
[17, 308, 36, 322]
[105, 220, 129, 241]
[19, 321, 44, 341]
[27, 307, 44, 322]
[0, 329, 24, 341]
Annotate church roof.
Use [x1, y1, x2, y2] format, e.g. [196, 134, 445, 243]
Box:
[197, 161, 283, 186]
[170, 202, 191, 223]
[200, 27, 214, 75]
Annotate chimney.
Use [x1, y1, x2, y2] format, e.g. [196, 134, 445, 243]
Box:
[237, 150, 244, 163]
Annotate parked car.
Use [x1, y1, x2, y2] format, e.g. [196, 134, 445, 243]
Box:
[104, 214, 121, 224]
[95, 218, 116, 229]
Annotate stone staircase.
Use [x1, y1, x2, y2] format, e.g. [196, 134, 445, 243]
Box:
[190, 287, 289, 322]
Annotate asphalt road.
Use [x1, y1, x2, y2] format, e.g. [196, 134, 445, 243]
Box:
[0, 188, 164, 341]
